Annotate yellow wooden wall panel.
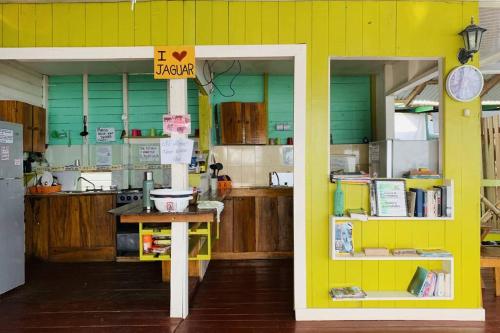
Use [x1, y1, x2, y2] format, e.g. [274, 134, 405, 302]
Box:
[0, 6, 3, 47]
[67, 4, 85, 47]
[183, 1, 195, 45]
[52, 4, 70, 47]
[196, 1, 212, 45]
[378, 1, 396, 56]
[151, 1, 168, 46]
[118, 2, 134, 46]
[345, 1, 362, 56]
[35, 4, 52, 47]
[245, 1, 261, 44]
[167, 1, 183, 45]
[261, 1, 278, 44]
[278, 1, 295, 44]
[228, 1, 245, 45]
[85, 3, 102, 47]
[18, 4, 35, 47]
[2, 4, 18, 47]
[362, 1, 379, 55]
[329, 1, 346, 56]
[134, 1, 151, 46]
[102, 3, 119, 46]
[212, 1, 228, 45]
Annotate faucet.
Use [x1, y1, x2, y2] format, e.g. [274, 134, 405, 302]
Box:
[77, 176, 96, 191]
[270, 172, 280, 186]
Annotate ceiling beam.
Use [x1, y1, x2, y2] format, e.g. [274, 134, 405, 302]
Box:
[481, 74, 500, 97]
[387, 66, 438, 96]
[404, 83, 428, 107]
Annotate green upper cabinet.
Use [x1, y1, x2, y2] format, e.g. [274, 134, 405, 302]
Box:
[330, 76, 371, 144]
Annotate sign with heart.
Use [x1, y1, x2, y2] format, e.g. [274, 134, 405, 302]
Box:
[154, 46, 196, 79]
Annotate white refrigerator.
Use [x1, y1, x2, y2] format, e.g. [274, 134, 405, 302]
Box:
[0, 121, 25, 294]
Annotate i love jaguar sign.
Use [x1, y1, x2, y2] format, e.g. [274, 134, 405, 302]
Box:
[154, 46, 196, 79]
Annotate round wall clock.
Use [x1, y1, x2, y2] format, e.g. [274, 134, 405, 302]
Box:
[446, 65, 484, 102]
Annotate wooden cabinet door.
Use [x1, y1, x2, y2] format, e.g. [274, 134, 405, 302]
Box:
[255, 196, 279, 252]
[19, 102, 33, 152]
[243, 103, 267, 144]
[233, 196, 256, 252]
[213, 198, 234, 253]
[277, 196, 294, 251]
[0, 101, 23, 124]
[32, 106, 46, 153]
[25, 197, 50, 260]
[83, 195, 116, 248]
[220, 102, 244, 144]
[49, 196, 82, 249]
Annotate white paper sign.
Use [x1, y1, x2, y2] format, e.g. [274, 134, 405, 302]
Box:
[0, 129, 14, 144]
[96, 128, 115, 143]
[96, 145, 112, 166]
[281, 146, 294, 166]
[139, 145, 160, 162]
[160, 138, 194, 164]
[0, 146, 9, 161]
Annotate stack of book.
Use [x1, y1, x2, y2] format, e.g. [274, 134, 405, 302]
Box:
[330, 173, 372, 184]
[407, 266, 451, 297]
[364, 247, 390, 256]
[393, 248, 418, 256]
[417, 249, 452, 257]
[151, 235, 171, 254]
[347, 208, 368, 221]
[407, 184, 452, 218]
[404, 168, 441, 179]
[329, 286, 367, 299]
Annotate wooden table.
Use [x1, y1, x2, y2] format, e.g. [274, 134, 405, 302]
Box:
[109, 190, 228, 318]
[481, 246, 500, 296]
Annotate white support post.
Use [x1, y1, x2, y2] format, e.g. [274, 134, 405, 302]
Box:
[168, 79, 189, 319]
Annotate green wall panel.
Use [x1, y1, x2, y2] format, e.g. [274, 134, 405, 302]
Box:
[48, 75, 83, 145]
[330, 76, 371, 144]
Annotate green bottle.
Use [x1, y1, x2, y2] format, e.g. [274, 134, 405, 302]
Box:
[334, 179, 344, 217]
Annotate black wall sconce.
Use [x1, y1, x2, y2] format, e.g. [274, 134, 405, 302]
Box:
[458, 17, 487, 64]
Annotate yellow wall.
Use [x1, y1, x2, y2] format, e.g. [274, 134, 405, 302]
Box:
[0, 0, 481, 309]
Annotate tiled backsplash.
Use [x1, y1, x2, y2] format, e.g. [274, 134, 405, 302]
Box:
[211, 146, 294, 187]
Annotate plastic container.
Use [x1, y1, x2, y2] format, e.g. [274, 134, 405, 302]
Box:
[150, 189, 193, 212]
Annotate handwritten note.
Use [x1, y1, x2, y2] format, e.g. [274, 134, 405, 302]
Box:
[96, 128, 115, 143]
[0, 129, 13, 144]
[96, 145, 112, 166]
[163, 114, 191, 135]
[139, 145, 160, 162]
[160, 138, 194, 164]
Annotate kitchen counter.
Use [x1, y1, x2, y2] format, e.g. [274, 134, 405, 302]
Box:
[26, 190, 118, 197]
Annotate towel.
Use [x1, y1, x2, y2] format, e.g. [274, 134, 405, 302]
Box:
[197, 201, 225, 223]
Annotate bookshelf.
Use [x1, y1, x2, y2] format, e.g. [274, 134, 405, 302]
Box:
[330, 291, 453, 301]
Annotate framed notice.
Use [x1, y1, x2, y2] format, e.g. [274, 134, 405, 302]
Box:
[373, 179, 407, 217]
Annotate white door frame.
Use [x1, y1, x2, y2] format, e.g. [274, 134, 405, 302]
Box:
[0, 45, 308, 315]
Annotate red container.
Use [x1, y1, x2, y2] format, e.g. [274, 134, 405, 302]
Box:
[131, 129, 142, 137]
[287, 137, 293, 145]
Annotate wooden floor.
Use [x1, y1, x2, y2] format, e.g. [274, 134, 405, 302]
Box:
[1, 259, 500, 332]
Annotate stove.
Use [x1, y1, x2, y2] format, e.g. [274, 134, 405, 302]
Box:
[117, 189, 143, 205]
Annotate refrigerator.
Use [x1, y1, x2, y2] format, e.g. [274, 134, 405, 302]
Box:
[0, 121, 25, 294]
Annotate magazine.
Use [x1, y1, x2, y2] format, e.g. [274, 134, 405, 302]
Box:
[335, 222, 353, 254]
[329, 286, 367, 299]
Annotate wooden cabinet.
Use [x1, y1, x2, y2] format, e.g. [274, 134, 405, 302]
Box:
[220, 102, 267, 145]
[0, 101, 46, 152]
[213, 188, 293, 259]
[25, 194, 116, 262]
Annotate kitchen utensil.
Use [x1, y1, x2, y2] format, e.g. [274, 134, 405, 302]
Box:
[209, 164, 217, 178]
[80, 116, 89, 137]
[67, 130, 71, 147]
[215, 162, 223, 177]
[120, 129, 126, 140]
[40, 171, 54, 187]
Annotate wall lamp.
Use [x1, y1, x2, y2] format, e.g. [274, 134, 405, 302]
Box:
[458, 17, 487, 64]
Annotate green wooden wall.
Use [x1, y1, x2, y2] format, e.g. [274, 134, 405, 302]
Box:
[330, 76, 371, 144]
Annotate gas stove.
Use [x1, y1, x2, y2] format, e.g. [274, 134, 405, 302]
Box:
[117, 189, 143, 205]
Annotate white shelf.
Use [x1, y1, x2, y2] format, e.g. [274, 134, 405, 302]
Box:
[332, 215, 454, 221]
[334, 255, 453, 261]
[331, 291, 453, 301]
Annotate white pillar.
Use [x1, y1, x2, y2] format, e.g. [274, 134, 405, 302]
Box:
[168, 79, 189, 318]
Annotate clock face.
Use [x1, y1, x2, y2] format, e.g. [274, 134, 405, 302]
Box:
[446, 65, 484, 102]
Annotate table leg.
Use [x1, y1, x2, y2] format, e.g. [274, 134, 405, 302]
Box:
[170, 222, 189, 318]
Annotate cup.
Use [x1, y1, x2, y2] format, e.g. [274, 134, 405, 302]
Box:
[287, 137, 293, 145]
[149, 128, 157, 137]
[131, 129, 142, 137]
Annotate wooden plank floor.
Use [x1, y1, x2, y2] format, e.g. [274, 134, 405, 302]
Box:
[0, 259, 499, 332]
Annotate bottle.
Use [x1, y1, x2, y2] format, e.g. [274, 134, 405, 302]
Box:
[334, 179, 344, 217]
[143, 171, 154, 211]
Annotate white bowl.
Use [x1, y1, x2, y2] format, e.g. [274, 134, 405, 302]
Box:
[151, 196, 192, 212]
[150, 188, 193, 198]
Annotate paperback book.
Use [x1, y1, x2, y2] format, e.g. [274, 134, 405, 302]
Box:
[329, 286, 367, 299]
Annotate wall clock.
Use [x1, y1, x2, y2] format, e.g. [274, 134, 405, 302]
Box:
[446, 65, 484, 102]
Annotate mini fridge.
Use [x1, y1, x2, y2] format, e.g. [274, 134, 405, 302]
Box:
[0, 121, 25, 294]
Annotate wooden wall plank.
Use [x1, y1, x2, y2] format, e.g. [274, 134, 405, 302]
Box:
[196, 0, 212, 45]
[35, 4, 52, 47]
[0, 5, 3, 47]
[102, 3, 119, 46]
[228, 1, 245, 44]
[245, 1, 261, 44]
[52, 4, 70, 47]
[151, 0, 167, 46]
[212, 1, 228, 45]
[67, 3, 85, 47]
[118, 2, 134, 46]
[2, 4, 18, 47]
[278, 1, 295, 44]
[261, 1, 278, 45]
[378, 1, 396, 56]
[19, 4, 35, 47]
[183, 0, 195, 45]
[167, 0, 183, 45]
[362, 1, 379, 55]
[329, 1, 346, 56]
[85, 3, 102, 47]
[345, 1, 362, 56]
[134, 1, 151, 46]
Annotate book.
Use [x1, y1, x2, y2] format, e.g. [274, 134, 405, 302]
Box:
[347, 208, 368, 221]
[421, 271, 437, 297]
[406, 191, 416, 217]
[369, 182, 377, 216]
[417, 249, 452, 257]
[445, 184, 453, 217]
[364, 247, 390, 256]
[433, 270, 446, 297]
[335, 222, 353, 254]
[444, 271, 452, 297]
[410, 188, 424, 217]
[393, 248, 417, 256]
[408, 266, 429, 296]
[329, 286, 367, 299]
